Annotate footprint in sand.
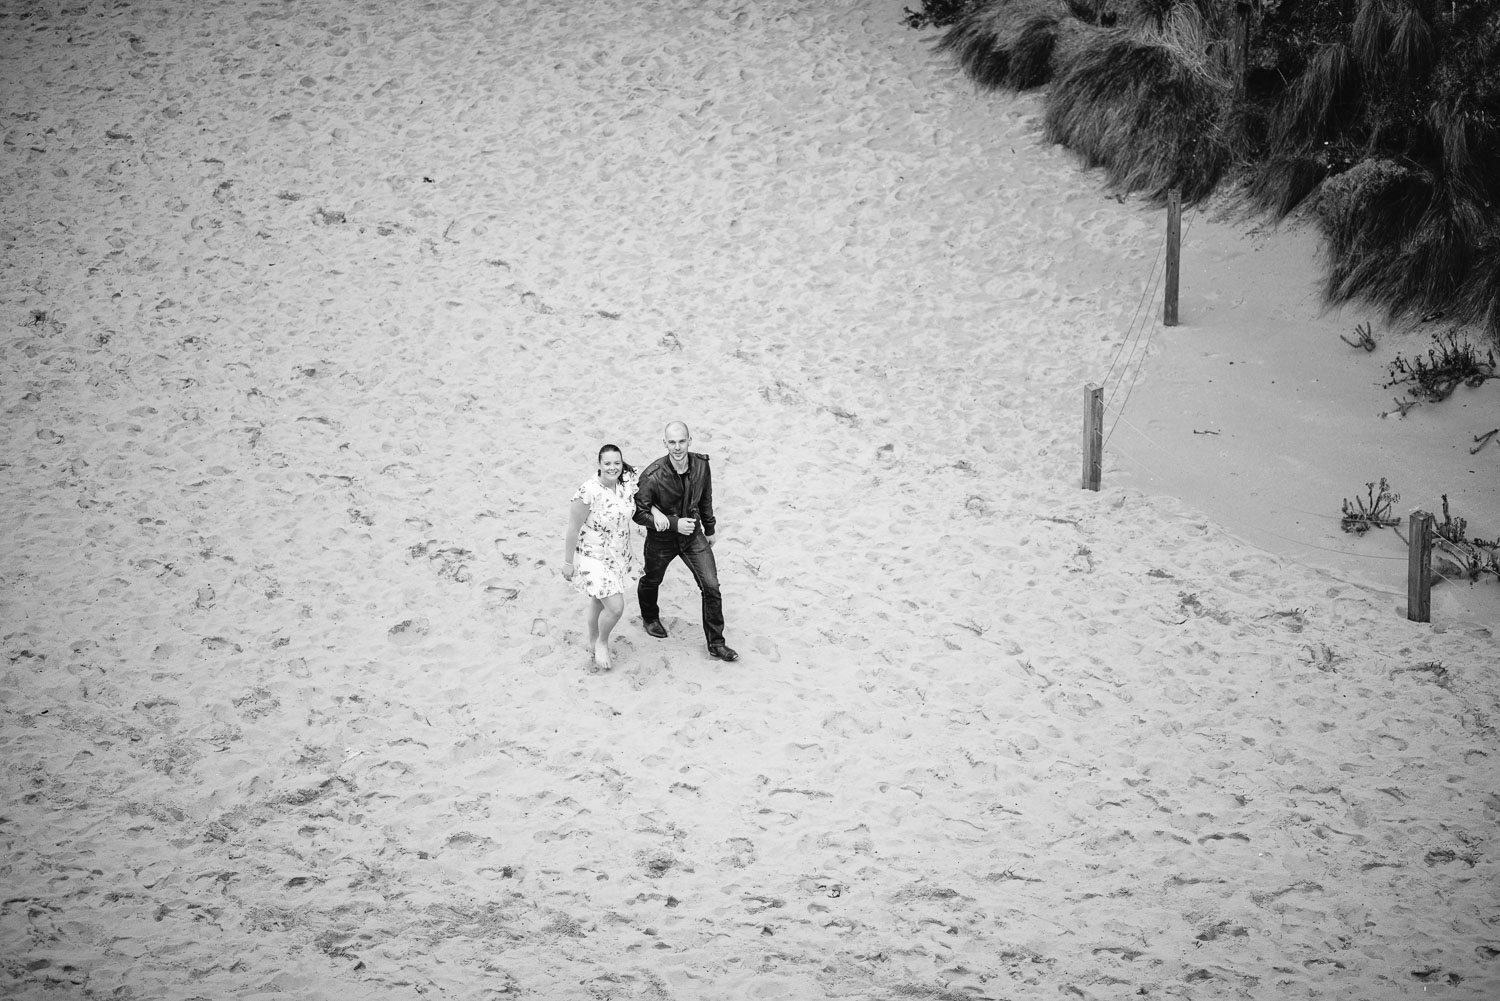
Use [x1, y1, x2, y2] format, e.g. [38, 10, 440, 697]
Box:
[388, 616, 430, 646]
[720, 837, 757, 869]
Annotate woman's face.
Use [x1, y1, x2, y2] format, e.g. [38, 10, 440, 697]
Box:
[598, 450, 623, 481]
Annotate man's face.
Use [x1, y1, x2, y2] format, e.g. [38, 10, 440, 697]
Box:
[665, 428, 691, 464]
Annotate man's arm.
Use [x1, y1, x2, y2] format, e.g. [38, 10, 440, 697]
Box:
[632, 471, 657, 530]
[633, 469, 678, 532]
[698, 457, 716, 538]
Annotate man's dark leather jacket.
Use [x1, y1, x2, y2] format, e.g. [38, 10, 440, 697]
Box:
[633, 452, 715, 538]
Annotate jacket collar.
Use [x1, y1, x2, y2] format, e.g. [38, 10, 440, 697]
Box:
[663, 452, 695, 475]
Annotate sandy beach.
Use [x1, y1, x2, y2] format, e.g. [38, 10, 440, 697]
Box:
[2, 0, 1496, 998]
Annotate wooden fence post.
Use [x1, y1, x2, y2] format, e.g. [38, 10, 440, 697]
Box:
[1232, 2, 1252, 104]
[1407, 510, 1434, 623]
[1164, 188, 1181, 327]
[1082, 383, 1103, 492]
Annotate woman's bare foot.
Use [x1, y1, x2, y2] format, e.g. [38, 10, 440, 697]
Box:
[592, 638, 613, 672]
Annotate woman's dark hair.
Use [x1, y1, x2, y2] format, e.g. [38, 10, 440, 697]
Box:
[598, 443, 636, 479]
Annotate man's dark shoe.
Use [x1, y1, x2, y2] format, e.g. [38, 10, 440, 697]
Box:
[643, 620, 669, 639]
[708, 643, 738, 662]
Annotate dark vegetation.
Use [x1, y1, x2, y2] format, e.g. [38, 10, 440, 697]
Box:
[1435, 494, 1500, 584]
[1340, 477, 1399, 534]
[1340, 479, 1498, 584]
[1340, 320, 1377, 350]
[1384, 329, 1496, 401]
[909, 0, 1500, 342]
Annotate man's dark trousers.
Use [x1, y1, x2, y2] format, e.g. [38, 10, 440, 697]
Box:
[639, 530, 724, 649]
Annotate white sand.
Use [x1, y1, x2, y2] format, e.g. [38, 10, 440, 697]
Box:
[1119, 213, 1500, 626]
[2, 1, 1496, 998]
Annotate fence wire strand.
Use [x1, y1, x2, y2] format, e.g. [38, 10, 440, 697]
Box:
[1104, 252, 1165, 415]
[1089, 205, 1496, 613]
[1101, 228, 1166, 398]
[1100, 204, 1197, 445]
[1100, 438, 1175, 486]
[1101, 406, 1159, 449]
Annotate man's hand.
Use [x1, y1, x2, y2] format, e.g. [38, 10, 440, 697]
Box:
[651, 508, 670, 532]
[706, 535, 714, 549]
[676, 517, 696, 536]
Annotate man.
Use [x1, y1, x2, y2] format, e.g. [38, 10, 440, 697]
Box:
[632, 421, 738, 662]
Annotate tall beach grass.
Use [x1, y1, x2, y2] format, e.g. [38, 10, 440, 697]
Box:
[1043, 25, 1232, 204]
[936, 0, 1086, 91]
[920, 0, 1500, 341]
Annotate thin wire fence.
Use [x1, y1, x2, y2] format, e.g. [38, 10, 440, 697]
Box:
[1090, 199, 1497, 615]
[1093, 213, 1424, 568]
[1100, 230, 1166, 404]
[1432, 535, 1500, 587]
[1100, 205, 1198, 447]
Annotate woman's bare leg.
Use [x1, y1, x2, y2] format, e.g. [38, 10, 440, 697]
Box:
[595, 593, 624, 670]
[586, 597, 603, 652]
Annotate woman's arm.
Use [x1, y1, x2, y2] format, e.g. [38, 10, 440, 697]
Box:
[561, 497, 590, 579]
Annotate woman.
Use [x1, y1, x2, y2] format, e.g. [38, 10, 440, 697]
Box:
[561, 444, 639, 671]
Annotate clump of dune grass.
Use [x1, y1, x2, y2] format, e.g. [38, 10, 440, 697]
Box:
[937, 0, 1085, 91]
[1351, 0, 1388, 77]
[1271, 41, 1362, 149]
[937, 1, 1235, 202]
[1116, 0, 1227, 33]
[1451, 247, 1500, 337]
[1316, 160, 1425, 260]
[1252, 2, 1498, 332]
[1426, 14, 1500, 207]
[1043, 14, 1232, 203]
[1244, 154, 1327, 219]
[1316, 160, 1498, 337]
[1317, 160, 1433, 310]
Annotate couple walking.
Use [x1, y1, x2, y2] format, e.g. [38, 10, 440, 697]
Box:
[560, 420, 737, 672]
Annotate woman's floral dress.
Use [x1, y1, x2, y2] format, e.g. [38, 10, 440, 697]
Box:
[569, 473, 638, 599]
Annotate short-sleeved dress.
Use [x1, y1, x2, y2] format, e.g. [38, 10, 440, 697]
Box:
[569, 473, 639, 599]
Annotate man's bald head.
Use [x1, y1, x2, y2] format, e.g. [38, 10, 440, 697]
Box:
[663, 422, 692, 468]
